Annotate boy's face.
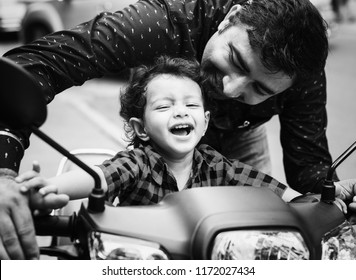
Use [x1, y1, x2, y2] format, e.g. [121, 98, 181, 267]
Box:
[201, 14, 294, 105]
[140, 74, 210, 159]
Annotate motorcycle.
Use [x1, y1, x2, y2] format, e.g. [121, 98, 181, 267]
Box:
[1, 57, 356, 260]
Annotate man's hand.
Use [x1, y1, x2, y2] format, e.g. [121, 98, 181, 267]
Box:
[335, 179, 356, 213]
[0, 174, 39, 260]
[16, 161, 69, 211]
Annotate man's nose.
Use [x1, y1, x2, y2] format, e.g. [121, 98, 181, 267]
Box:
[222, 75, 249, 98]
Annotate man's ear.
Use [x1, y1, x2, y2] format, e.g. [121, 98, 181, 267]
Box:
[218, 4, 242, 33]
[203, 111, 210, 136]
[129, 117, 150, 142]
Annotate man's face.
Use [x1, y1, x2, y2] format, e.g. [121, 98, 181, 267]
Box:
[201, 23, 294, 105]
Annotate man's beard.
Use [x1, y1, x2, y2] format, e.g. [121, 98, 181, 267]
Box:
[200, 60, 226, 100]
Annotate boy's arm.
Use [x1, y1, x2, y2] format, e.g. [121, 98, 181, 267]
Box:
[46, 166, 108, 200]
[17, 165, 108, 203]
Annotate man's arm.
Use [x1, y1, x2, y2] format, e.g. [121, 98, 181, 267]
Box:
[279, 71, 337, 194]
[3, 0, 183, 100]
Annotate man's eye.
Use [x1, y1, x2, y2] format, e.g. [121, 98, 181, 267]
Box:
[252, 83, 269, 97]
[229, 47, 244, 73]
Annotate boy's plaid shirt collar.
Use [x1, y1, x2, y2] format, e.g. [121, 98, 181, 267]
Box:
[139, 143, 286, 196]
[140, 143, 220, 187]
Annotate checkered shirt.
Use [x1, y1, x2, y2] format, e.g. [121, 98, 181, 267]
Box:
[98, 144, 287, 206]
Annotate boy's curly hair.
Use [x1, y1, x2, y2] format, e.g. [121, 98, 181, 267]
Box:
[236, 0, 329, 82]
[120, 56, 205, 148]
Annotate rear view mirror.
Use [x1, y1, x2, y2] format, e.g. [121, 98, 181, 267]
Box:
[0, 57, 104, 212]
[0, 57, 47, 129]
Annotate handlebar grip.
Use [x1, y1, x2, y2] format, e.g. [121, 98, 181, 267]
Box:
[34, 214, 77, 238]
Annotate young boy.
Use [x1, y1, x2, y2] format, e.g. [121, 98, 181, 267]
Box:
[17, 56, 354, 212]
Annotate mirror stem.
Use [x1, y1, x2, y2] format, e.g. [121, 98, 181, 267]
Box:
[321, 140, 356, 203]
[326, 140, 356, 181]
[31, 126, 105, 212]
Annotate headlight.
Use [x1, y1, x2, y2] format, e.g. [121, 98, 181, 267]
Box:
[88, 231, 170, 260]
[322, 221, 356, 260]
[211, 230, 309, 260]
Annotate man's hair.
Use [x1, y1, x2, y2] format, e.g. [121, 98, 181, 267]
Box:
[120, 55, 204, 147]
[235, 0, 329, 82]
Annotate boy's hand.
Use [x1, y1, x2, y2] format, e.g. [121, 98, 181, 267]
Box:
[334, 179, 356, 213]
[16, 161, 69, 211]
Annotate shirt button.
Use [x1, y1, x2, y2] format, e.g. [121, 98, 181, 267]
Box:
[237, 120, 250, 128]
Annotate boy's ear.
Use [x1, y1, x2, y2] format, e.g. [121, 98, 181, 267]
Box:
[203, 111, 210, 136]
[218, 4, 242, 33]
[129, 117, 150, 142]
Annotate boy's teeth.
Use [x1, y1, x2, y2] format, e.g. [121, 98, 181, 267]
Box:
[171, 124, 192, 136]
[175, 125, 188, 129]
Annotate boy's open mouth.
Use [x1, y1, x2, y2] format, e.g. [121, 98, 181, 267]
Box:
[170, 124, 193, 136]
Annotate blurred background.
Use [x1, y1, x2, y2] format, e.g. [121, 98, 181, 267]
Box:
[0, 0, 355, 188]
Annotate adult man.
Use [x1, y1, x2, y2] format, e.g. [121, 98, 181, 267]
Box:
[0, 0, 354, 260]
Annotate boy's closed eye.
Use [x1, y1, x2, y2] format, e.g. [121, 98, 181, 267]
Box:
[186, 103, 202, 108]
[155, 104, 171, 110]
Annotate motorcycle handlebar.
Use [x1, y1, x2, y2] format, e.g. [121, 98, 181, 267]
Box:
[34, 213, 77, 238]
